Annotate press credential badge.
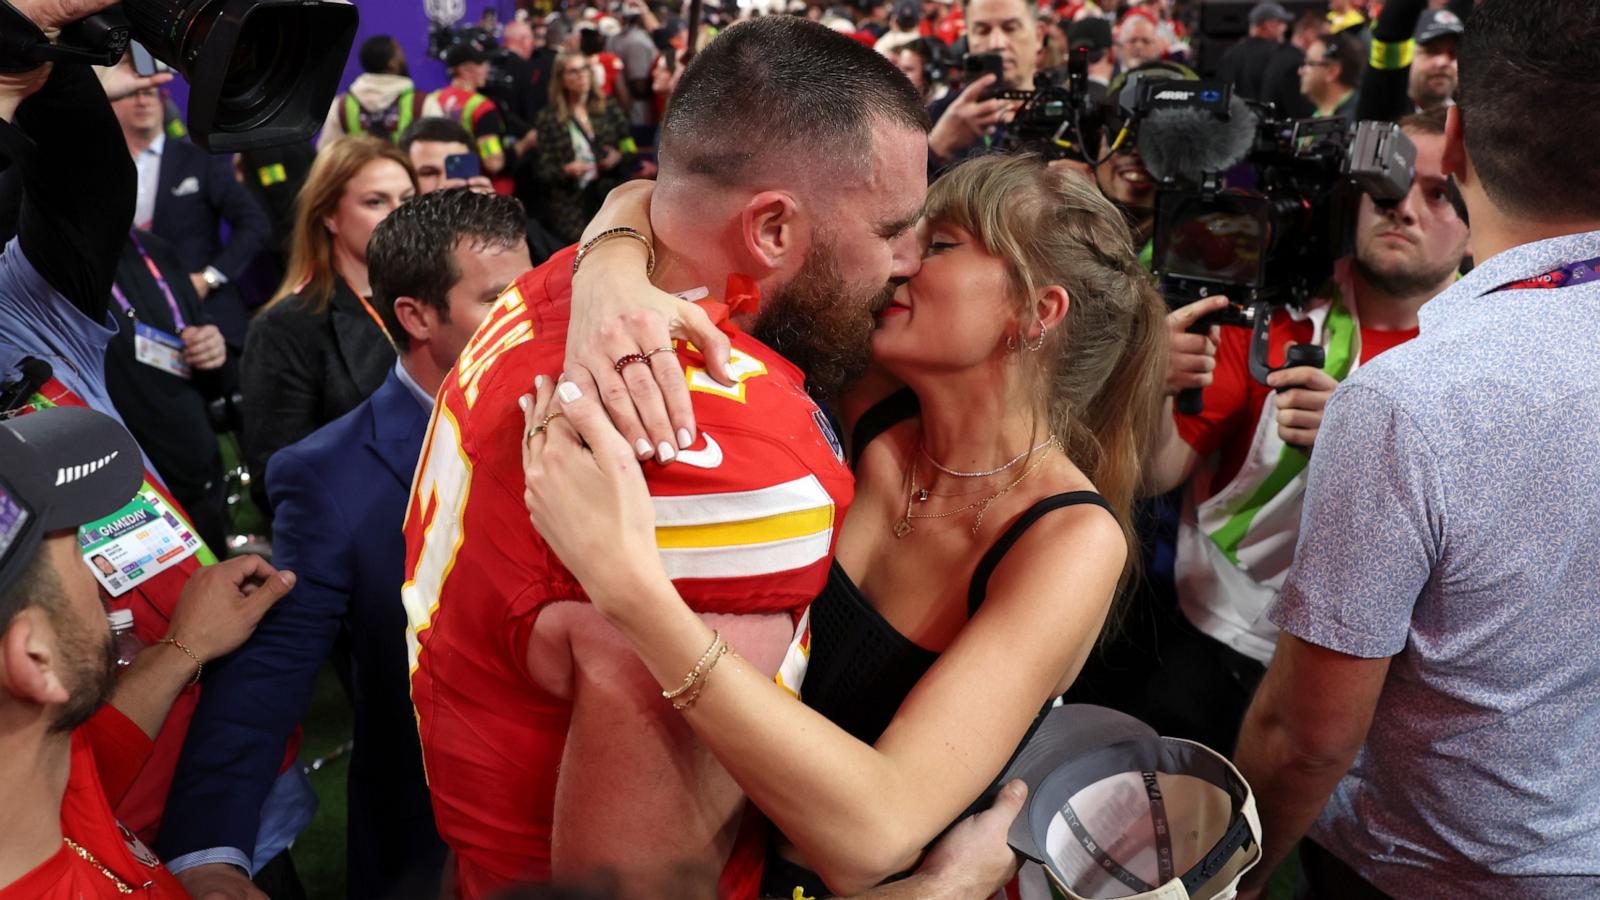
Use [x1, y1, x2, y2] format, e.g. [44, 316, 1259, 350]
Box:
[78, 489, 200, 596]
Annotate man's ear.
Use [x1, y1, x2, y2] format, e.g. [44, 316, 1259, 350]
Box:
[739, 191, 804, 274]
[392, 296, 432, 348]
[1, 611, 71, 708]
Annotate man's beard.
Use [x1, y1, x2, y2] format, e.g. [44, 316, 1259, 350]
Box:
[751, 237, 893, 400]
[1354, 239, 1460, 300]
[47, 615, 116, 736]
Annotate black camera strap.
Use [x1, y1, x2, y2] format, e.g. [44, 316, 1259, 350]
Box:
[0, 0, 49, 73]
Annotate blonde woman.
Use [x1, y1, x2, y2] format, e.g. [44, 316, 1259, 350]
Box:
[521, 154, 1168, 896]
[533, 49, 635, 242]
[239, 135, 416, 499]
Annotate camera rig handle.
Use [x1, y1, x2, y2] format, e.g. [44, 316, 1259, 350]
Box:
[0, 1, 128, 72]
[1247, 301, 1325, 386]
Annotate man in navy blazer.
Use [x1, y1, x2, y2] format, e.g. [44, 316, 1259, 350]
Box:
[110, 59, 271, 346]
[159, 190, 532, 899]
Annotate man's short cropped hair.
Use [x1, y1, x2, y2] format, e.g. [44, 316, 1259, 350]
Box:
[1322, 32, 1363, 88]
[0, 548, 58, 635]
[657, 16, 929, 187]
[1398, 106, 1447, 137]
[399, 117, 476, 154]
[358, 35, 401, 75]
[1457, 0, 1600, 220]
[369, 189, 528, 352]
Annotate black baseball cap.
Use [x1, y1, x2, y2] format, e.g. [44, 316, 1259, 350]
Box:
[1247, 2, 1293, 28]
[0, 407, 143, 598]
[1067, 17, 1113, 54]
[445, 43, 489, 68]
[1414, 8, 1465, 45]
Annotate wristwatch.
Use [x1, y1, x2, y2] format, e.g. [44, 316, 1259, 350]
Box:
[201, 266, 228, 290]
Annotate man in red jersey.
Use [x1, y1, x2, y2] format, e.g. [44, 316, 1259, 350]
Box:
[0, 407, 290, 899]
[403, 17, 931, 897]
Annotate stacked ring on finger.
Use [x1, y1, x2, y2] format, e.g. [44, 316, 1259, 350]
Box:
[613, 352, 651, 374]
[525, 411, 566, 442]
[642, 345, 675, 361]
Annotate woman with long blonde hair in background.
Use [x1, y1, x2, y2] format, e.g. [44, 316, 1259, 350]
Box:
[520, 154, 1169, 896]
[239, 135, 416, 505]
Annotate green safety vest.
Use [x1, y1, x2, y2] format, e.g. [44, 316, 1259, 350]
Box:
[343, 89, 417, 144]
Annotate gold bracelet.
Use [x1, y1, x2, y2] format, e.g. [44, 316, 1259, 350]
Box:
[663, 630, 724, 700]
[572, 226, 656, 277]
[672, 642, 729, 711]
[156, 637, 202, 686]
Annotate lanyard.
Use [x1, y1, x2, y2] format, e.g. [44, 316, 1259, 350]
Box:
[1491, 256, 1600, 293]
[339, 271, 398, 352]
[110, 232, 187, 331]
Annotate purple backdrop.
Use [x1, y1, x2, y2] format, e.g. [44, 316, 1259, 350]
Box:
[166, 0, 518, 142]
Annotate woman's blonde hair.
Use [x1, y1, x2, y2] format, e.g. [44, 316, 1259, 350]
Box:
[270, 135, 417, 314]
[549, 49, 607, 122]
[924, 154, 1168, 577]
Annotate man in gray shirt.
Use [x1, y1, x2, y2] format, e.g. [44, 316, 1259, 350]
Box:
[1234, 1, 1600, 897]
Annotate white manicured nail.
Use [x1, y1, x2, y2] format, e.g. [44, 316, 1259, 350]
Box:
[678, 428, 693, 449]
[657, 441, 676, 462]
[534, 375, 546, 391]
[517, 395, 530, 414]
[558, 381, 582, 404]
[635, 438, 653, 458]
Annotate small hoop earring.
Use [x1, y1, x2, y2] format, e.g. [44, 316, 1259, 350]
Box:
[1006, 334, 1019, 352]
[1023, 326, 1048, 352]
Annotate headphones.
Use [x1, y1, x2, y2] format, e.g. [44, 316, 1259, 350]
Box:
[908, 37, 948, 85]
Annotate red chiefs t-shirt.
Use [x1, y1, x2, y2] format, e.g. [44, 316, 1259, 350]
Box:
[1175, 311, 1417, 497]
[402, 247, 853, 898]
[0, 730, 187, 899]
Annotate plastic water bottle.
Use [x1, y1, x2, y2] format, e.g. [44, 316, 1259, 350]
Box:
[109, 608, 145, 671]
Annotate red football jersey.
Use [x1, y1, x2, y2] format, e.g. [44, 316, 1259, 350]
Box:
[402, 247, 853, 897]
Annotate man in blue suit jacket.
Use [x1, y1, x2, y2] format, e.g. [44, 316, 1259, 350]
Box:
[160, 189, 533, 899]
[110, 60, 271, 346]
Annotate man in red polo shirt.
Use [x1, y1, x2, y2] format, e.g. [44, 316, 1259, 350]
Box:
[0, 407, 290, 899]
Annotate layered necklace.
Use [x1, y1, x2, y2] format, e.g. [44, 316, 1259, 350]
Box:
[894, 433, 1059, 537]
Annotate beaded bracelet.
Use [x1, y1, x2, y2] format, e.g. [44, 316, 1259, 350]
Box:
[157, 637, 203, 686]
[572, 226, 656, 277]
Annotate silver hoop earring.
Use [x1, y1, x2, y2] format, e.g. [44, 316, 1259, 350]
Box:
[1006, 334, 1019, 352]
[1023, 326, 1048, 352]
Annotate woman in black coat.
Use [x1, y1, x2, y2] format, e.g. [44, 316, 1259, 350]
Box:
[240, 136, 417, 508]
[533, 49, 636, 242]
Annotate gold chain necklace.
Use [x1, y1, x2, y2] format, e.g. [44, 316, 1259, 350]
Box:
[63, 837, 134, 894]
[894, 437, 1058, 538]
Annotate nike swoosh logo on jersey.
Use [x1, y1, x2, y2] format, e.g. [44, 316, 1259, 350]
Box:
[675, 433, 723, 469]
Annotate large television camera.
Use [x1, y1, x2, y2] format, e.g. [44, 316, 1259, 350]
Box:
[1129, 78, 1415, 410]
[992, 47, 1104, 163]
[0, 0, 357, 152]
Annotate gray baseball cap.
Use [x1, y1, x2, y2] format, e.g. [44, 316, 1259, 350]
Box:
[1248, 2, 1294, 27]
[1002, 705, 1262, 900]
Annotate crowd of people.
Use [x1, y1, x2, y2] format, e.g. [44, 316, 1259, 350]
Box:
[3, 0, 1598, 899]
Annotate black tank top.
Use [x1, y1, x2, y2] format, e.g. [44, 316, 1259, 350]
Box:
[761, 391, 1117, 897]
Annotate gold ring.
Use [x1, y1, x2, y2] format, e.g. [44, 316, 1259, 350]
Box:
[526, 412, 565, 441]
[643, 345, 675, 359]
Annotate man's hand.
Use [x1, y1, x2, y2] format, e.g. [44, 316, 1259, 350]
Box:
[187, 272, 212, 300]
[181, 324, 227, 370]
[564, 159, 595, 179]
[175, 863, 266, 900]
[927, 76, 1013, 163]
[1265, 365, 1338, 449]
[515, 129, 539, 155]
[910, 780, 1027, 897]
[1165, 295, 1228, 396]
[599, 146, 623, 172]
[437, 174, 495, 194]
[166, 555, 296, 663]
[0, 63, 51, 122]
[11, 0, 119, 30]
[94, 60, 174, 103]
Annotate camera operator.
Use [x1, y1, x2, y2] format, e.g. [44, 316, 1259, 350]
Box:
[891, 37, 950, 105]
[926, 0, 1041, 172]
[1140, 108, 1468, 753]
